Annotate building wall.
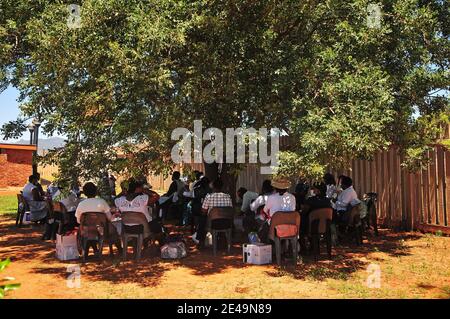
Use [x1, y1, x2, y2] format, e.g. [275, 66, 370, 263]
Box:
[0, 149, 33, 188]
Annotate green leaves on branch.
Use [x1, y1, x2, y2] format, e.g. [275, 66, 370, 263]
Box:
[0, 258, 21, 299]
[0, 0, 448, 181]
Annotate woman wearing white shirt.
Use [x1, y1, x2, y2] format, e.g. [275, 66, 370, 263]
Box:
[263, 178, 296, 221]
[114, 181, 152, 222]
[250, 180, 275, 221]
[323, 173, 337, 199]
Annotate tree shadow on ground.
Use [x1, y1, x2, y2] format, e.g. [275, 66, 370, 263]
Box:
[263, 229, 423, 281]
[0, 216, 428, 287]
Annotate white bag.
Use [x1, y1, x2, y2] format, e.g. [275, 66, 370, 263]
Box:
[56, 245, 79, 261]
[191, 232, 200, 244]
[205, 232, 212, 247]
[161, 242, 187, 259]
[22, 211, 32, 225]
[191, 232, 212, 247]
[56, 233, 79, 261]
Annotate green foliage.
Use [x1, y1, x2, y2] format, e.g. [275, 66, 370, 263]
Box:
[0, 0, 448, 181]
[0, 258, 21, 299]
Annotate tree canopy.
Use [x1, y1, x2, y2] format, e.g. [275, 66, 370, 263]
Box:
[1, 0, 449, 187]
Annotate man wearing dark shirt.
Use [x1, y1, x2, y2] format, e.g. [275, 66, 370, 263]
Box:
[300, 183, 331, 234]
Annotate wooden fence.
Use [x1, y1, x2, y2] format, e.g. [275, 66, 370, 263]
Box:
[333, 143, 449, 234]
[39, 128, 449, 234]
[146, 128, 450, 234]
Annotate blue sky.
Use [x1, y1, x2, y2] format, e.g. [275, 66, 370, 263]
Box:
[0, 86, 22, 142]
[0, 86, 59, 142]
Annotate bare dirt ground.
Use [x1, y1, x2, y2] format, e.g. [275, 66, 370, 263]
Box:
[1, 215, 449, 299]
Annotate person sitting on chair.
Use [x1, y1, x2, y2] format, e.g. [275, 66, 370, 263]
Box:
[115, 179, 164, 239]
[259, 177, 296, 243]
[237, 187, 258, 216]
[191, 176, 211, 235]
[237, 187, 259, 235]
[332, 176, 359, 224]
[75, 182, 113, 224]
[323, 173, 337, 199]
[263, 178, 296, 220]
[300, 183, 332, 235]
[22, 175, 49, 223]
[196, 179, 232, 249]
[249, 180, 274, 224]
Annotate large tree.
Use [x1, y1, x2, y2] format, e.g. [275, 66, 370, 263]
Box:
[1, 0, 448, 194]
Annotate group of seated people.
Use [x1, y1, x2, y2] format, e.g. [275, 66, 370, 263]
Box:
[21, 170, 361, 254]
[236, 173, 361, 248]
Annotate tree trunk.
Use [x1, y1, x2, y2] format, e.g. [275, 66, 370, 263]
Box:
[203, 162, 219, 182]
[221, 164, 238, 205]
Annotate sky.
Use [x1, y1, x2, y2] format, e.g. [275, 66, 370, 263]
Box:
[0, 86, 62, 142]
[0, 86, 22, 142]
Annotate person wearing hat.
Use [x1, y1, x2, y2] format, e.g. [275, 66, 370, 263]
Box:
[262, 177, 296, 221]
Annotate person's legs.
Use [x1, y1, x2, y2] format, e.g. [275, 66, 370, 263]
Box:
[258, 221, 270, 244]
[243, 211, 257, 234]
[299, 211, 309, 253]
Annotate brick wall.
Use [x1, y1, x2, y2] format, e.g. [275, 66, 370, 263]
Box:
[0, 149, 33, 188]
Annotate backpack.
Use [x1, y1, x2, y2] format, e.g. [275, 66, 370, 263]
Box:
[161, 242, 187, 259]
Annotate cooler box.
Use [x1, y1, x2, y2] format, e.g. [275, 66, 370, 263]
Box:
[243, 243, 272, 265]
[56, 233, 79, 261]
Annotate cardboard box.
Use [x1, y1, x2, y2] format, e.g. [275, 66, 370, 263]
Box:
[243, 243, 272, 265]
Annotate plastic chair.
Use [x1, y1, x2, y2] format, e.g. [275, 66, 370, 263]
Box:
[42, 201, 64, 240]
[309, 208, 333, 260]
[208, 207, 234, 256]
[269, 211, 301, 266]
[120, 211, 150, 261]
[78, 212, 111, 262]
[52, 202, 70, 234]
[363, 192, 378, 236]
[346, 204, 363, 245]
